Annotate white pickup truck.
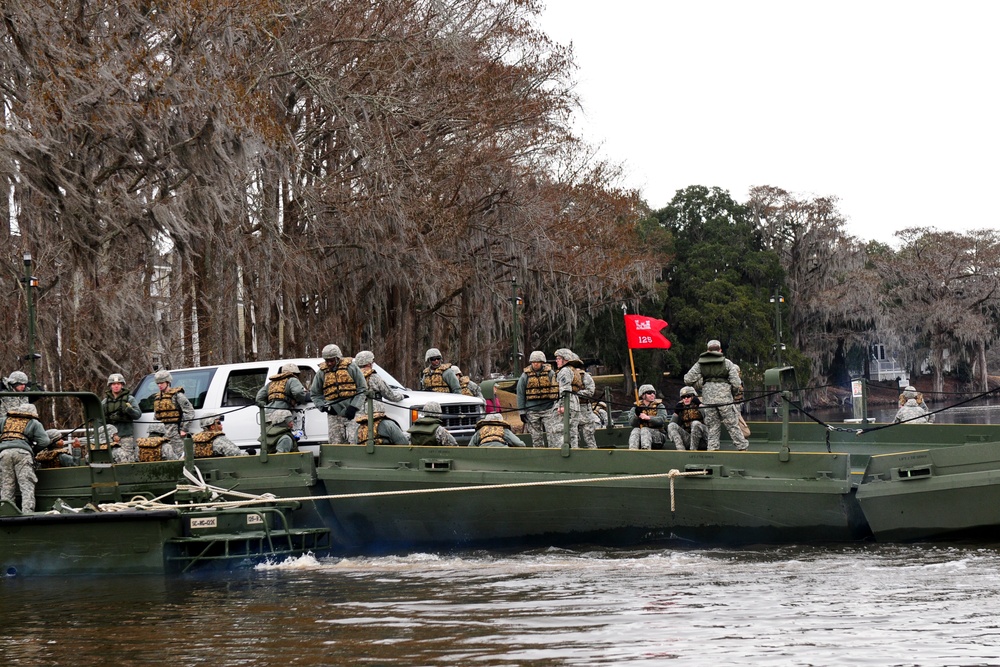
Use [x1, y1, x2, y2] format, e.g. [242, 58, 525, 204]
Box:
[131, 357, 485, 451]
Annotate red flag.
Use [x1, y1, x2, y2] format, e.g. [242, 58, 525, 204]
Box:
[624, 314, 671, 349]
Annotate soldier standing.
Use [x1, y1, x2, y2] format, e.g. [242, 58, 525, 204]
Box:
[515, 351, 560, 447]
[354, 351, 405, 404]
[0, 371, 30, 420]
[151, 370, 195, 460]
[310, 345, 367, 444]
[683, 340, 749, 451]
[550, 348, 580, 448]
[419, 348, 461, 393]
[256, 363, 310, 412]
[569, 353, 598, 449]
[103, 373, 142, 463]
[0, 403, 49, 513]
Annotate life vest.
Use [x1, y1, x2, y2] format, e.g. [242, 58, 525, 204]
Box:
[408, 417, 442, 446]
[522, 364, 558, 401]
[320, 358, 357, 401]
[153, 387, 184, 424]
[475, 421, 507, 445]
[192, 431, 220, 458]
[137, 436, 168, 462]
[421, 363, 453, 393]
[104, 392, 135, 424]
[362, 367, 375, 380]
[35, 447, 63, 468]
[634, 399, 663, 428]
[674, 399, 703, 430]
[459, 376, 475, 397]
[266, 373, 297, 406]
[355, 413, 388, 445]
[570, 367, 585, 393]
[262, 424, 294, 454]
[0, 413, 31, 442]
[696, 352, 729, 383]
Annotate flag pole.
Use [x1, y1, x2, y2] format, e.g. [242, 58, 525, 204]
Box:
[622, 304, 639, 401]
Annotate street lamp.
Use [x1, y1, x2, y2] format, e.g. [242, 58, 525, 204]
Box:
[769, 293, 785, 366]
[21, 252, 39, 385]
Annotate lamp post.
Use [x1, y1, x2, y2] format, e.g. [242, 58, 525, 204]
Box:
[511, 279, 522, 375]
[22, 252, 39, 384]
[769, 293, 785, 367]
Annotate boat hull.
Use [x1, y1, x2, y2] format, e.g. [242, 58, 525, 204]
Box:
[316, 445, 868, 551]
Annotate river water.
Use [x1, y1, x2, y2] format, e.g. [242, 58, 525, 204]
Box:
[4, 543, 1000, 666]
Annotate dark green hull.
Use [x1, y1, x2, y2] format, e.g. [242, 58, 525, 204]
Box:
[316, 444, 867, 551]
[857, 440, 1000, 541]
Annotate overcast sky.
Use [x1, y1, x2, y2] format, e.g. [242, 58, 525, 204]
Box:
[536, 1, 999, 246]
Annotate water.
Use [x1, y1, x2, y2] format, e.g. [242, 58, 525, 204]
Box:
[4, 544, 1000, 666]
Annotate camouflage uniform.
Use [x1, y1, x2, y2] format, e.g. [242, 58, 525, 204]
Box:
[570, 354, 598, 449]
[894, 399, 931, 424]
[592, 402, 609, 429]
[468, 413, 525, 447]
[683, 340, 749, 451]
[419, 348, 462, 394]
[667, 386, 708, 451]
[256, 363, 310, 410]
[151, 370, 196, 460]
[0, 403, 49, 513]
[515, 351, 560, 448]
[453, 367, 483, 398]
[898, 386, 934, 423]
[37, 429, 77, 468]
[549, 348, 580, 449]
[355, 351, 406, 404]
[310, 345, 368, 444]
[628, 385, 667, 450]
[0, 371, 30, 421]
[194, 414, 247, 457]
[350, 401, 409, 445]
[260, 409, 298, 454]
[104, 374, 141, 464]
[407, 401, 458, 446]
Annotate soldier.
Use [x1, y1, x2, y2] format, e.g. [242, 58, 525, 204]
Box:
[897, 385, 933, 422]
[550, 348, 580, 448]
[515, 351, 560, 447]
[683, 340, 750, 451]
[261, 409, 298, 453]
[354, 351, 405, 404]
[569, 353, 598, 449]
[0, 402, 49, 513]
[667, 386, 708, 451]
[452, 366, 483, 398]
[468, 413, 526, 447]
[137, 423, 170, 462]
[350, 400, 409, 445]
[151, 369, 195, 460]
[0, 371, 30, 420]
[193, 413, 247, 457]
[407, 400, 458, 446]
[593, 401, 610, 430]
[894, 397, 931, 424]
[256, 362, 310, 414]
[628, 384, 667, 450]
[103, 373, 141, 463]
[37, 429, 77, 468]
[311, 344, 368, 444]
[419, 348, 461, 393]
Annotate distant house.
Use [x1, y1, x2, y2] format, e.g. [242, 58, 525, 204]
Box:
[870, 344, 909, 386]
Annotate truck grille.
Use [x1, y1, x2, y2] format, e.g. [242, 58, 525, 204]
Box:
[440, 403, 484, 434]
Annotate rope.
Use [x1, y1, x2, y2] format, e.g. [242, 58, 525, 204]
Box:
[93, 467, 709, 514]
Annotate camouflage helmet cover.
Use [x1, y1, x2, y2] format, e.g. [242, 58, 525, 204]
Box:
[322, 344, 342, 360]
[421, 400, 442, 417]
[280, 362, 300, 374]
[638, 384, 656, 397]
[154, 370, 173, 384]
[425, 348, 442, 362]
[200, 412, 223, 429]
[7, 371, 28, 385]
[148, 423, 167, 436]
[107, 373, 126, 385]
[268, 409, 293, 425]
[97, 424, 118, 444]
[529, 351, 546, 363]
[15, 402, 37, 417]
[553, 348, 573, 360]
[707, 339, 722, 351]
[452, 366, 463, 376]
[45, 428, 63, 442]
[354, 351, 375, 367]
[483, 413, 504, 422]
[680, 386, 698, 397]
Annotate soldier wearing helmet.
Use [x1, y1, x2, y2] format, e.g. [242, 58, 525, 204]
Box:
[310, 345, 367, 444]
[103, 372, 142, 463]
[406, 401, 458, 446]
[451, 366, 483, 399]
[256, 361, 310, 418]
[549, 348, 581, 448]
[468, 413, 525, 448]
[350, 400, 409, 446]
[354, 351, 405, 404]
[419, 348, 461, 394]
[628, 384, 667, 450]
[151, 369, 195, 460]
[668, 386, 707, 451]
[515, 350, 560, 447]
[193, 412, 246, 457]
[683, 340, 749, 451]
[0, 370, 30, 421]
[0, 401, 49, 513]
[565, 352, 598, 449]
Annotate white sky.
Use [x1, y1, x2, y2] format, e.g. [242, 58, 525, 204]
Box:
[536, 1, 999, 246]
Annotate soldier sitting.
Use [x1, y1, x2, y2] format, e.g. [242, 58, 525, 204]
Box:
[468, 413, 525, 447]
[627, 384, 667, 450]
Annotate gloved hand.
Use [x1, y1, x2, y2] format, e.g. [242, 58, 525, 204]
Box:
[343, 405, 358, 419]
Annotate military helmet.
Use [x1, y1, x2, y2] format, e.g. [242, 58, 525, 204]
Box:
[422, 401, 442, 417]
[15, 403, 37, 417]
[7, 371, 28, 385]
[529, 351, 546, 363]
[707, 339, 722, 351]
[268, 409, 293, 425]
[321, 344, 342, 360]
[452, 366, 463, 376]
[280, 362, 300, 374]
[638, 384, 656, 397]
[200, 412, 223, 429]
[425, 347, 442, 362]
[97, 424, 118, 444]
[355, 351, 375, 367]
[902, 386, 918, 399]
[45, 429, 63, 443]
[553, 348, 573, 360]
[154, 370, 173, 384]
[483, 413, 504, 422]
[148, 423, 167, 436]
[107, 373, 126, 385]
[680, 386, 697, 398]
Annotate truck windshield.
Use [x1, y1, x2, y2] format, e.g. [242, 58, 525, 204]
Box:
[134, 368, 218, 411]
